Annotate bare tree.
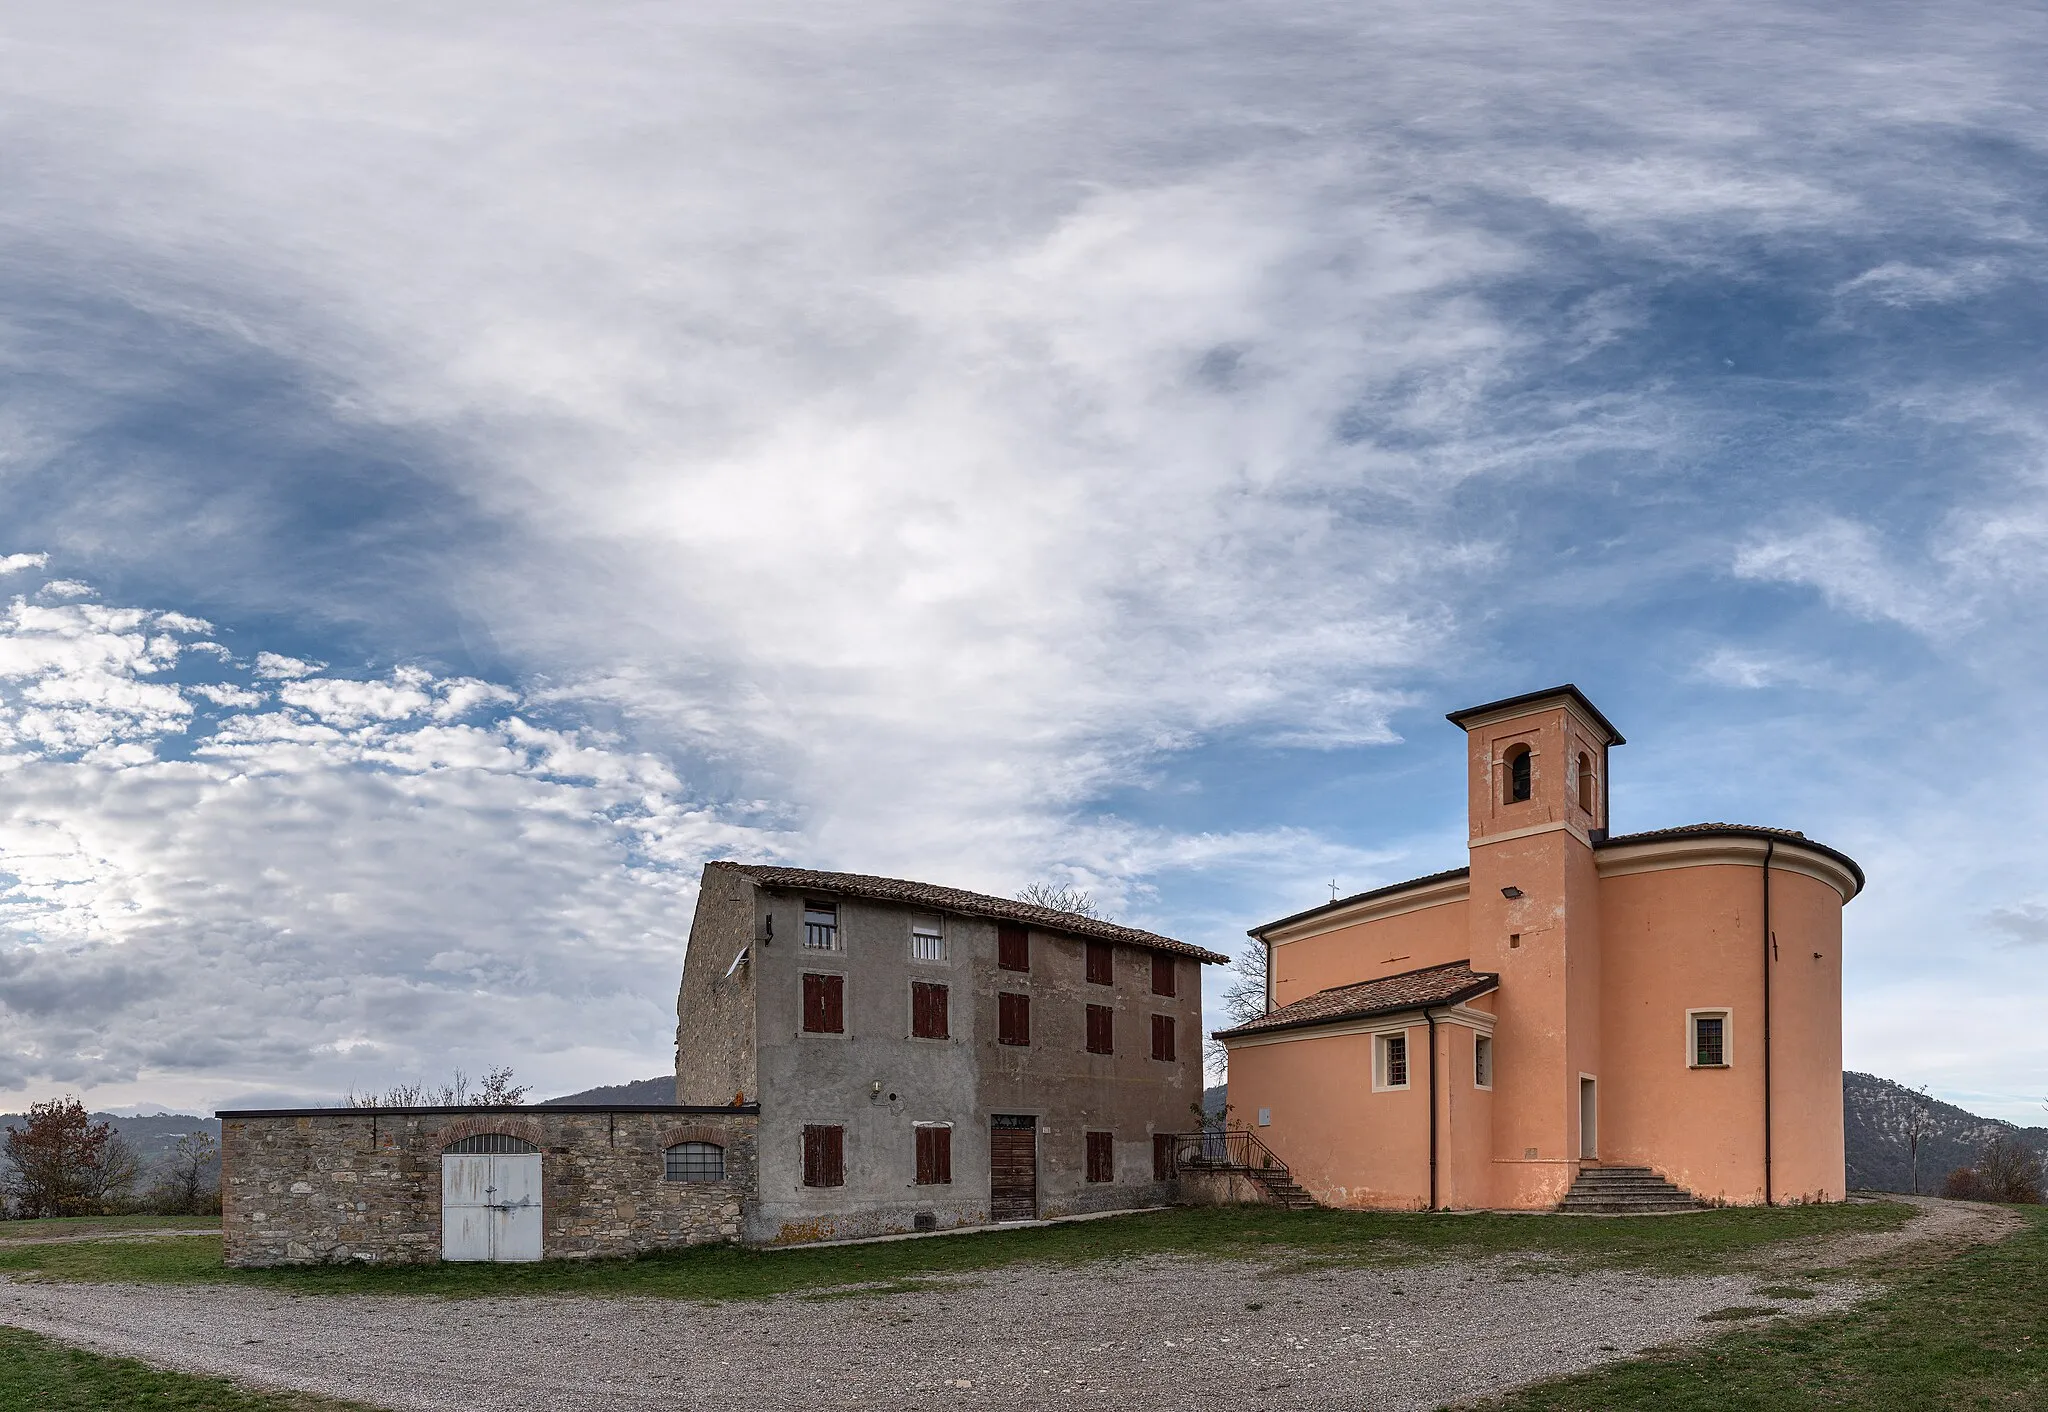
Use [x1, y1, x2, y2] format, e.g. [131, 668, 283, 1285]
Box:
[150, 1131, 220, 1215]
[1205, 943, 1271, 1084]
[345, 1065, 529, 1109]
[1903, 1084, 1936, 1195]
[1975, 1134, 2044, 1204]
[1014, 882, 1100, 917]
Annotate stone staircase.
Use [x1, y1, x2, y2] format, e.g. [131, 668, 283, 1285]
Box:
[1558, 1164, 1703, 1214]
[1247, 1169, 1321, 1211]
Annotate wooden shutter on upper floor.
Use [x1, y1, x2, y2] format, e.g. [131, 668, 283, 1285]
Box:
[998, 922, 1030, 972]
[1150, 953, 1176, 997]
[911, 981, 949, 1039]
[1085, 1130, 1114, 1183]
[915, 1125, 952, 1185]
[802, 973, 844, 1033]
[1086, 941, 1114, 985]
[998, 992, 1031, 1046]
[1151, 1013, 1176, 1062]
[1086, 1003, 1114, 1055]
[803, 1125, 844, 1187]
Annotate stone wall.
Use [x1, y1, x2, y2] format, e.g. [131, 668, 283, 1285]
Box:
[220, 1105, 757, 1267]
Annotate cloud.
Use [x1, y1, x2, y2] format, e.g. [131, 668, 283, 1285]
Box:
[1733, 518, 1952, 632]
[0, 554, 49, 576]
[253, 652, 324, 680]
[1988, 904, 2048, 949]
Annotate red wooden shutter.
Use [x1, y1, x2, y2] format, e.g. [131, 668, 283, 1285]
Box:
[998, 922, 1029, 972]
[1086, 941, 1113, 986]
[999, 992, 1031, 1046]
[1151, 953, 1176, 997]
[802, 973, 845, 1033]
[912, 982, 949, 1039]
[1086, 1131, 1113, 1183]
[804, 1125, 844, 1187]
[1151, 1013, 1176, 1062]
[916, 1125, 952, 1185]
[1153, 1133, 1175, 1181]
[1086, 1003, 1114, 1055]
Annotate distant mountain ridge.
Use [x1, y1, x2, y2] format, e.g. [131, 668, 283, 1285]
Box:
[1843, 1071, 2047, 1193]
[0, 1112, 219, 1171]
[541, 1075, 677, 1105]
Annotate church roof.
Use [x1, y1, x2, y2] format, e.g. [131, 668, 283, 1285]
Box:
[705, 861, 1231, 964]
[1214, 959, 1499, 1040]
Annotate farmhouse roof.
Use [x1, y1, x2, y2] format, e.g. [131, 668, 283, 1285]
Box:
[706, 861, 1231, 964]
[1214, 960, 1500, 1040]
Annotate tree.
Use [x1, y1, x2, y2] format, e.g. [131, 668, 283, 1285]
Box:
[1205, 943, 1271, 1084]
[1903, 1084, 1936, 1195]
[345, 1064, 529, 1109]
[150, 1131, 220, 1216]
[2, 1097, 140, 1218]
[1014, 882, 1100, 918]
[1975, 1134, 2043, 1204]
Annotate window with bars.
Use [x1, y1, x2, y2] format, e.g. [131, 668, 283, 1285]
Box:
[911, 918, 946, 962]
[802, 972, 844, 1034]
[911, 981, 949, 1040]
[803, 900, 840, 950]
[1378, 1032, 1409, 1089]
[1085, 1130, 1114, 1183]
[802, 1125, 844, 1187]
[1691, 1012, 1729, 1068]
[998, 991, 1031, 1046]
[998, 921, 1029, 972]
[1086, 1003, 1114, 1055]
[1150, 1013, 1176, 1062]
[1474, 1034, 1493, 1089]
[915, 1124, 952, 1185]
[1085, 941, 1113, 985]
[1150, 953, 1176, 997]
[663, 1142, 725, 1182]
[443, 1133, 539, 1155]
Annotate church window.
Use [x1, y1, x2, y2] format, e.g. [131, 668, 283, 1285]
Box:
[1376, 1032, 1410, 1090]
[1505, 745, 1532, 803]
[1689, 1010, 1730, 1068]
[1474, 1034, 1493, 1089]
[1576, 751, 1594, 813]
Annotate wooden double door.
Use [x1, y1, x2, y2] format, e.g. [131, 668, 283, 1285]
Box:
[989, 1115, 1037, 1221]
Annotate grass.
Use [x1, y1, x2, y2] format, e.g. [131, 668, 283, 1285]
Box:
[0, 1200, 1907, 1302]
[0, 1214, 220, 1242]
[0, 1326, 376, 1411]
[1471, 1205, 2048, 1410]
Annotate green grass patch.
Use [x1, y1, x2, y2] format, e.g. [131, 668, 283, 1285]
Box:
[0, 1326, 374, 1411]
[1471, 1206, 2048, 1410]
[0, 1214, 220, 1242]
[0, 1200, 1908, 1303]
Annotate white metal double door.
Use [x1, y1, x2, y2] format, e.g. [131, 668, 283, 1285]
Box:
[441, 1153, 542, 1262]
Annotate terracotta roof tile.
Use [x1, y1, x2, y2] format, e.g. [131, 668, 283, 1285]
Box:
[705, 861, 1231, 964]
[1215, 960, 1499, 1039]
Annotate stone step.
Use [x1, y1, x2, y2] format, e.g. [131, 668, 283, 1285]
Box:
[1559, 1164, 1702, 1214]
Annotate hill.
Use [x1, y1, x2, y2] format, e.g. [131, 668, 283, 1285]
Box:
[0, 1111, 219, 1171]
[1843, 1071, 2048, 1193]
[541, 1075, 676, 1105]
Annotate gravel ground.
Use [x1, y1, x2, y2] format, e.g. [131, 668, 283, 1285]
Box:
[0, 1198, 2012, 1412]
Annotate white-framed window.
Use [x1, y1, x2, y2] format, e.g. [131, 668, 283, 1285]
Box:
[910, 917, 945, 962]
[803, 900, 840, 950]
[1374, 1031, 1410, 1091]
[1688, 1009, 1730, 1068]
[1474, 1034, 1493, 1090]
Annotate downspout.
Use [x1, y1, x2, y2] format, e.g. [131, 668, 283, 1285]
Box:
[1762, 838, 1775, 1208]
[1426, 1011, 1439, 1211]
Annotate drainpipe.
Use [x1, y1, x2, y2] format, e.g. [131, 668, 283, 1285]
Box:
[1426, 1011, 1439, 1211]
[1762, 839, 1775, 1208]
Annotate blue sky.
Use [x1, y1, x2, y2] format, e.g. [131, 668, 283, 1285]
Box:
[1, 0, 2045, 1120]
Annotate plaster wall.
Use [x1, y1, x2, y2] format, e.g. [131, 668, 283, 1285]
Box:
[1269, 900, 1468, 1008]
[1223, 1026, 1430, 1209]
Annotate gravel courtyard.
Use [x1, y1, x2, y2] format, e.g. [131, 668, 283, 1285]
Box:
[0, 1200, 2013, 1412]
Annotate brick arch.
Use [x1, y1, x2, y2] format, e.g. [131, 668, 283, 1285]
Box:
[433, 1115, 548, 1150]
[654, 1124, 732, 1152]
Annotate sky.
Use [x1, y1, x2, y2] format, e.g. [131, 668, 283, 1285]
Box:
[1, 0, 2045, 1121]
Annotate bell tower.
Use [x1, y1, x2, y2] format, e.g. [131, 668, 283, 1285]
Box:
[1446, 686, 1624, 1206]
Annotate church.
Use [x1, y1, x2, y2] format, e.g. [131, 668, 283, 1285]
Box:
[1218, 686, 1861, 1211]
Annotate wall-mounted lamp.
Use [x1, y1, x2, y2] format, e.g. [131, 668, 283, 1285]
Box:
[1501, 886, 1524, 899]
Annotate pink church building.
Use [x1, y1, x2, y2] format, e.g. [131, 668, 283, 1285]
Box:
[1218, 686, 1861, 1211]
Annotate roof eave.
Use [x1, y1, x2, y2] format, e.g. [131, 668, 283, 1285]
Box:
[1213, 977, 1499, 1041]
[1445, 683, 1625, 746]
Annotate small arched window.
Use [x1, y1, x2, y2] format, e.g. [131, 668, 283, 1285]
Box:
[1576, 751, 1594, 813]
[1504, 744, 1532, 804]
[443, 1134, 539, 1155]
[665, 1141, 726, 1182]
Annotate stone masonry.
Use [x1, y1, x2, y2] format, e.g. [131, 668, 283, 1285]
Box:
[220, 1104, 757, 1267]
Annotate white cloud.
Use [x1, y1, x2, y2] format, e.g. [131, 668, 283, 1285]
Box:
[1733, 518, 1951, 632]
[0, 554, 49, 576]
[253, 652, 324, 680]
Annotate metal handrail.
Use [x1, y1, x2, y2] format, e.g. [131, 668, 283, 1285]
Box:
[1167, 1128, 1289, 1179]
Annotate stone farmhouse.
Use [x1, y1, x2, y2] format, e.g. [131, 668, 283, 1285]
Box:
[220, 863, 1222, 1264]
[1220, 686, 1862, 1212]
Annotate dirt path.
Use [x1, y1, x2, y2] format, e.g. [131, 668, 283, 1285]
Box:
[0, 1227, 213, 1247]
[0, 1200, 2013, 1412]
